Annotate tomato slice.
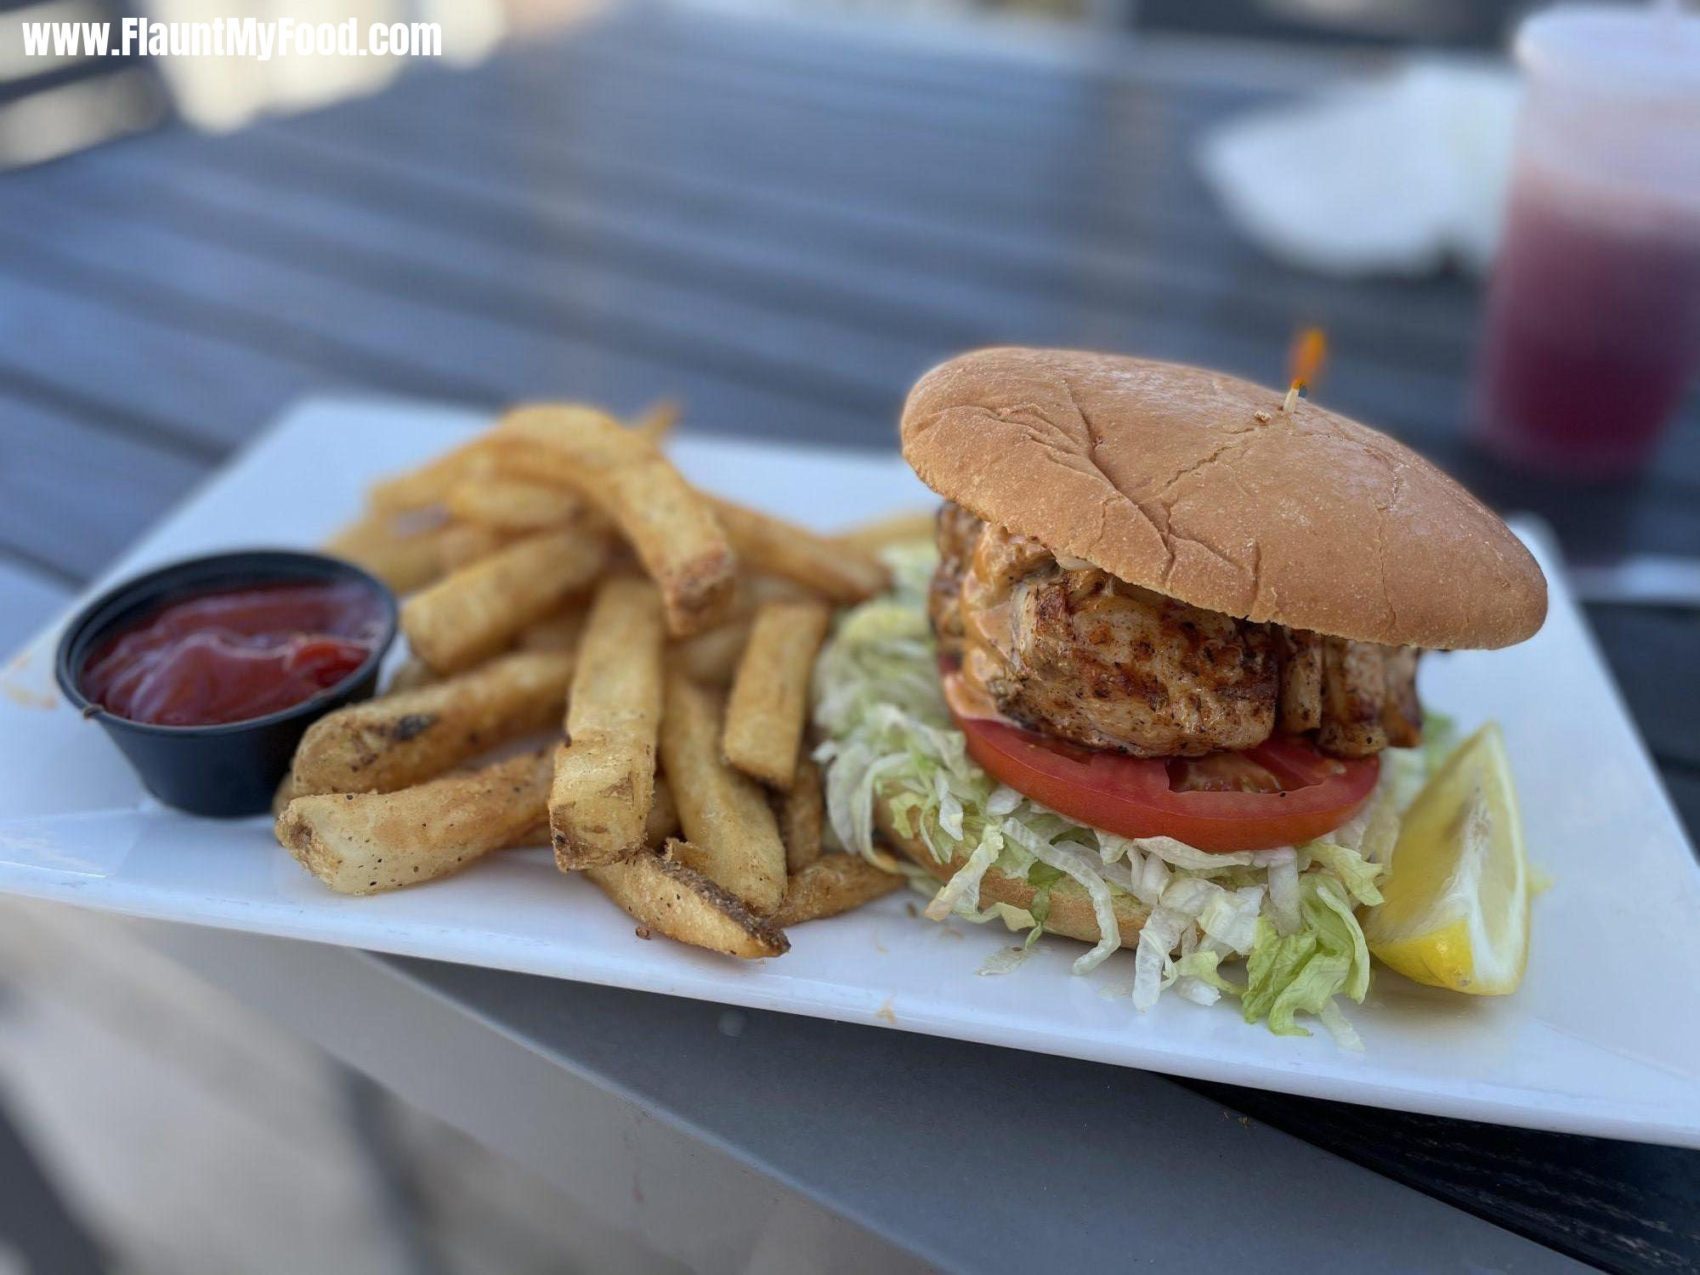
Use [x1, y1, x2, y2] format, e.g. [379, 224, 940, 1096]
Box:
[944, 675, 1378, 852]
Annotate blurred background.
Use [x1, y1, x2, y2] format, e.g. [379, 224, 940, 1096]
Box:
[0, 0, 1537, 147]
[0, 0, 1695, 1270]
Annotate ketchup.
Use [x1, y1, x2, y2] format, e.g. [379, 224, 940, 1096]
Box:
[81, 580, 386, 727]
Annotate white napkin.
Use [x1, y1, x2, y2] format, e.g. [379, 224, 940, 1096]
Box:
[1198, 62, 1520, 277]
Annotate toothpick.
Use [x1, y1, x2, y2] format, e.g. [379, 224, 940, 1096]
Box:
[1282, 327, 1328, 415]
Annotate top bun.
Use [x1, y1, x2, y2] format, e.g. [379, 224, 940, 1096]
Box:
[900, 348, 1546, 650]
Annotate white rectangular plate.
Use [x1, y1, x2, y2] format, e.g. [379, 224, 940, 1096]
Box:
[4, 399, 1699, 1146]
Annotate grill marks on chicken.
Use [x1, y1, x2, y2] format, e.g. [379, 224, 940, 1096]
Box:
[932, 503, 1420, 760]
[994, 559, 1278, 757]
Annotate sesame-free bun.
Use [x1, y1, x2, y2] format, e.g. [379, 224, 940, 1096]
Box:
[901, 348, 1546, 650]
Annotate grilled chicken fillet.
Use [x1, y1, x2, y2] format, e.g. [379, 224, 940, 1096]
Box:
[932, 503, 1421, 759]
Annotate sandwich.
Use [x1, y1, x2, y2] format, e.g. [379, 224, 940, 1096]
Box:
[815, 348, 1546, 1038]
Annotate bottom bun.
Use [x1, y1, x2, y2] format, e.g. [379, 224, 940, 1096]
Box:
[876, 800, 1149, 948]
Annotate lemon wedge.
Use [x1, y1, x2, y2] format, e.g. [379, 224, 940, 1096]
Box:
[1363, 722, 1530, 995]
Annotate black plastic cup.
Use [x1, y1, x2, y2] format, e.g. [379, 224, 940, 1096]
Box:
[55, 550, 399, 818]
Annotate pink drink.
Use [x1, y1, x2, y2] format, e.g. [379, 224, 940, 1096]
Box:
[1474, 177, 1700, 478]
[1470, 4, 1700, 480]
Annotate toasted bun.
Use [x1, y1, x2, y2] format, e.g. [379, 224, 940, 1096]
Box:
[901, 348, 1546, 650]
[876, 804, 1147, 949]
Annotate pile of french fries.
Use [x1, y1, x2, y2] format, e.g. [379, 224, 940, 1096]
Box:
[277, 402, 933, 958]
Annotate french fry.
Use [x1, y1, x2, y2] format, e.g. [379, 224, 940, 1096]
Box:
[584, 842, 789, 959]
[277, 750, 551, 895]
[325, 514, 444, 594]
[669, 617, 751, 687]
[402, 529, 607, 674]
[778, 755, 825, 873]
[706, 497, 886, 604]
[444, 478, 585, 533]
[517, 606, 587, 654]
[833, 510, 937, 555]
[291, 650, 575, 795]
[550, 578, 665, 868]
[722, 600, 833, 790]
[773, 853, 903, 926]
[437, 522, 520, 572]
[368, 439, 499, 514]
[658, 667, 787, 913]
[496, 406, 736, 636]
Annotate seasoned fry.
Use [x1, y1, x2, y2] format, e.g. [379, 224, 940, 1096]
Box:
[585, 843, 789, 959]
[833, 510, 937, 555]
[550, 578, 666, 868]
[444, 478, 585, 533]
[722, 600, 833, 790]
[659, 667, 787, 913]
[773, 853, 903, 926]
[707, 497, 886, 604]
[402, 529, 607, 674]
[437, 522, 520, 572]
[291, 650, 574, 796]
[285, 399, 897, 954]
[778, 755, 825, 873]
[325, 514, 444, 594]
[496, 406, 736, 636]
[669, 618, 751, 687]
[277, 750, 551, 895]
[368, 439, 499, 514]
[517, 606, 587, 654]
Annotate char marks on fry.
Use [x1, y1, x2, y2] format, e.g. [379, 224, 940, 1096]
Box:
[290, 650, 573, 795]
[585, 843, 789, 959]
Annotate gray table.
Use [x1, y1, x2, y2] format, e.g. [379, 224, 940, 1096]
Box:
[136, 925, 1585, 1274]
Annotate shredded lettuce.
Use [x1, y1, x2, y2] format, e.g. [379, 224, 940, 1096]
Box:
[813, 542, 1447, 1044]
